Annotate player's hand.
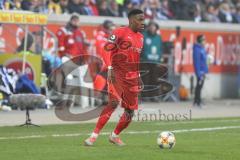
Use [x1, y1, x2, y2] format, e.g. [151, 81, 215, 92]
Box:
[108, 68, 115, 83]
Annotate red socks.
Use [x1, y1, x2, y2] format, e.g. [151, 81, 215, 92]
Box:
[93, 105, 133, 136]
[113, 111, 132, 135]
[93, 104, 116, 134]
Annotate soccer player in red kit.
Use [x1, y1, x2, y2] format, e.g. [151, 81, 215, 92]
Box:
[84, 9, 145, 146]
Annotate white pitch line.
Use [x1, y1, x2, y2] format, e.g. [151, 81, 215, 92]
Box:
[171, 126, 240, 133]
[0, 126, 240, 140]
[154, 119, 240, 126]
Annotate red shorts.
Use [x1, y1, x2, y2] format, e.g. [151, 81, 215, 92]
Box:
[108, 82, 138, 110]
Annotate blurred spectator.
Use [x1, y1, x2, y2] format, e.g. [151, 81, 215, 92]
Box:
[80, 0, 99, 16]
[97, 0, 113, 16]
[204, 3, 221, 22]
[108, 0, 120, 17]
[56, 14, 89, 58]
[67, 0, 88, 15]
[59, 0, 70, 14]
[234, 4, 240, 23]
[21, 0, 31, 11]
[141, 21, 162, 102]
[48, 0, 62, 14]
[141, 21, 162, 63]
[142, 0, 161, 19]
[168, 0, 190, 20]
[193, 3, 203, 22]
[32, 31, 43, 54]
[193, 35, 208, 107]
[16, 34, 34, 54]
[33, 32, 53, 76]
[119, 0, 135, 17]
[2, 0, 22, 10]
[218, 2, 238, 23]
[132, 1, 141, 9]
[119, 0, 140, 17]
[87, 0, 99, 16]
[168, 1, 202, 22]
[21, 0, 48, 13]
[160, 0, 173, 19]
[0, 1, 3, 9]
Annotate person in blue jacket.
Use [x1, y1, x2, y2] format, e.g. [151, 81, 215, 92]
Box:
[193, 35, 208, 107]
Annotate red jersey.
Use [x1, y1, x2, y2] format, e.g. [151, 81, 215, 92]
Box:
[107, 27, 143, 85]
[56, 27, 85, 58]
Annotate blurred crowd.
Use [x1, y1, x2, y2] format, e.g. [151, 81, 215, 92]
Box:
[0, 0, 240, 23]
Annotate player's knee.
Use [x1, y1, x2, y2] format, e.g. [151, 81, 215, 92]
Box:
[125, 109, 134, 118]
[109, 100, 119, 108]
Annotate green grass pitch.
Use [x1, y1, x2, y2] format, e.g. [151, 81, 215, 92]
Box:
[0, 117, 240, 160]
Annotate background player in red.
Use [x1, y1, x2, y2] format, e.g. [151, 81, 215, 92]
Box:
[84, 9, 145, 146]
[94, 20, 115, 103]
[95, 20, 115, 70]
[56, 14, 89, 58]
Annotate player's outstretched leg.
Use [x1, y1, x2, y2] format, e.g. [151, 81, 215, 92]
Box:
[84, 101, 119, 146]
[109, 109, 134, 146]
